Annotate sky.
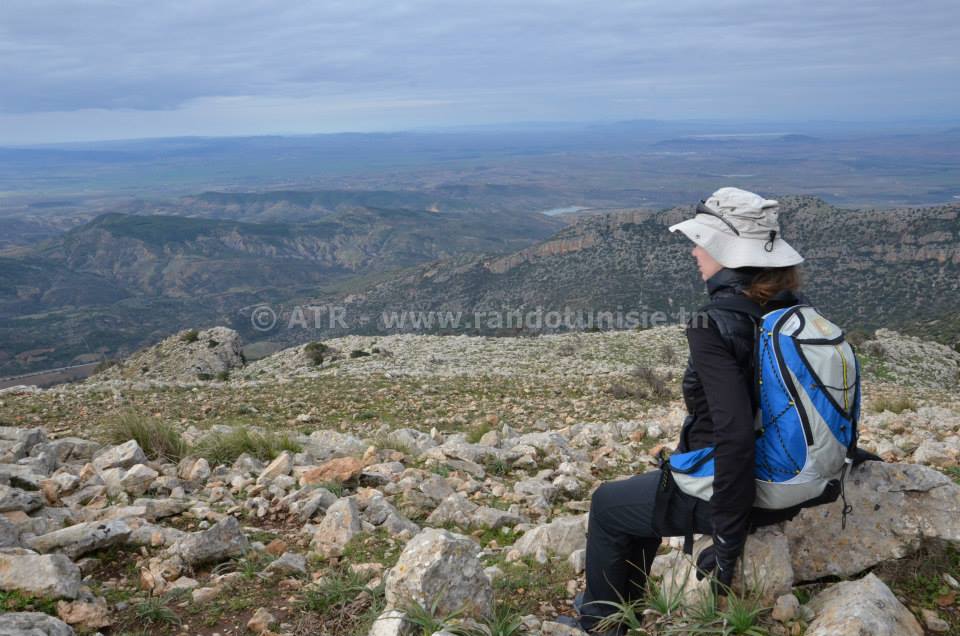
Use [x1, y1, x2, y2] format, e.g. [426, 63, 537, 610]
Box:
[1, 0, 958, 144]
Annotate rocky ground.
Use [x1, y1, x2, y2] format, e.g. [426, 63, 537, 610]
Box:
[1, 326, 958, 636]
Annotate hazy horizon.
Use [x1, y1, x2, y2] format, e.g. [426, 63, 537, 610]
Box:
[3, 115, 959, 148]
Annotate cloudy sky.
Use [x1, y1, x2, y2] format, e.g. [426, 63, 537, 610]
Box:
[1, 0, 958, 144]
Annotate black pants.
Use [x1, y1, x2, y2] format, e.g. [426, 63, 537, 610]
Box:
[580, 470, 712, 630]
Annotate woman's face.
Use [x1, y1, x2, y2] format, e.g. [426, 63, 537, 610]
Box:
[692, 245, 723, 281]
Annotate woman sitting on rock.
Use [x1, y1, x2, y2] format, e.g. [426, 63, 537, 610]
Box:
[570, 187, 813, 634]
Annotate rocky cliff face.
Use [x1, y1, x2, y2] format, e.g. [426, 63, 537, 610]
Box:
[308, 198, 960, 346]
[37, 208, 563, 297]
[94, 326, 245, 383]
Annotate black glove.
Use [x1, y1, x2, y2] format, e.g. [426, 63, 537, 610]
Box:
[852, 447, 882, 466]
[695, 534, 744, 595]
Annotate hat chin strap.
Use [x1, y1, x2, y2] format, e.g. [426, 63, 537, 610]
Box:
[764, 230, 777, 252]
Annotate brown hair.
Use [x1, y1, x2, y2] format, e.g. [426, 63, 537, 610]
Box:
[743, 266, 801, 305]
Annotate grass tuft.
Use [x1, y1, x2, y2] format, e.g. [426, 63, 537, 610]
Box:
[193, 427, 301, 465]
[869, 394, 917, 414]
[133, 596, 181, 627]
[400, 594, 469, 636]
[0, 590, 58, 615]
[104, 414, 188, 462]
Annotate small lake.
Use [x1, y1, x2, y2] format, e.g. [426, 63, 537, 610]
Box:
[540, 205, 590, 216]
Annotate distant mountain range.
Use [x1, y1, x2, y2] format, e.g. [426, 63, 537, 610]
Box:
[1, 195, 957, 376]
[0, 202, 565, 373]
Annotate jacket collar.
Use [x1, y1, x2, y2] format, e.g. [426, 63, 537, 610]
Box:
[705, 267, 803, 307]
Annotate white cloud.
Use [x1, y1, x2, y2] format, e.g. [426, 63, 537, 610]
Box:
[0, 0, 958, 141]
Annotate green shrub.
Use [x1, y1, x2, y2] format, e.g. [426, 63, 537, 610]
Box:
[181, 329, 200, 343]
[93, 359, 119, 374]
[215, 370, 230, 382]
[659, 343, 678, 365]
[350, 349, 371, 359]
[608, 366, 674, 403]
[305, 341, 328, 366]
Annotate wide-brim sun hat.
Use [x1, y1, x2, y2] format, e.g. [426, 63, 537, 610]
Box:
[668, 187, 804, 268]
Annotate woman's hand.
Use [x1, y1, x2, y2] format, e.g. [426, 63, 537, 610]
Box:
[694, 532, 745, 595]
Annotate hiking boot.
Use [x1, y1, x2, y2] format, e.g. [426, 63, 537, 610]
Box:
[574, 590, 585, 616]
[553, 615, 625, 636]
[557, 593, 626, 636]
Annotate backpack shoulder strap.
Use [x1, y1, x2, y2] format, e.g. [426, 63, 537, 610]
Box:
[701, 296, 766, 321]
[697, 295, 766, 421]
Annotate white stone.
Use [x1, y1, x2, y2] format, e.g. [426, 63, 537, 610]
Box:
[786, 462, 960, 581]
[93, 440, 147, 471]
[311, 497, 362, 557]
[385, 528, 493, 618]
[28, 519, 132, 559]
[0, 553, 82, 599]
[510, 514, 588, 560]
[805, 573, 923, 636]
[257, 451, 294, 484]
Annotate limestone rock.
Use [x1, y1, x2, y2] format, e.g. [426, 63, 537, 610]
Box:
[805, 573, 923, 636]
[291, 487, 338, 521]
[920, 608, 950, 633]
[368, 609, 414, 636]
[169, 515, 250, 566]
[0, 553, 82, 599]
[180, 456, 211, 482]
[264, 552, 308, 577]
[771, 593, 800, 622]
[385, 528, 493, 618]
[119, 463, 159, 495]
[733, 525, 795, 603]
[470, 505, 525, 530]
[426, 493, 478, 527]
[786, 462, 960, 581]
[311, 497, 362, 557]
[510, 514, 588, 560]
[0, 484, 43, 512]
[92, 440, 147, 471]
[56, 596, 112, 630]
[0, 612, 75, 636]
[513, 477, 558, 503]
[247, 607, 276, 634]
[192, 586, 222, 603]
[541, 620, 585, 636]
[568, 549, 586, 574]
[257, 451, 294, 484]
[28, 519, 132, 559]
[0, 515, 21, 547]
[301, 456, 364, 485]
[302, 430, 368, 461]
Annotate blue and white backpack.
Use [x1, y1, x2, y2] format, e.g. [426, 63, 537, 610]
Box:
[667, 300, 861, 513]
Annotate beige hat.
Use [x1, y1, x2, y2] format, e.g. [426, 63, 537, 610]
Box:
[669, 187, 804, 268]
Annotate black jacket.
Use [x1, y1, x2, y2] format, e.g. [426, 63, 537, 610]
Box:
[678, 267, 802, 540]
